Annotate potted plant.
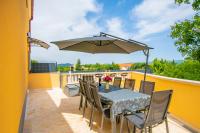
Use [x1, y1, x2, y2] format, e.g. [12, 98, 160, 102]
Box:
[103, 75, 112, 89]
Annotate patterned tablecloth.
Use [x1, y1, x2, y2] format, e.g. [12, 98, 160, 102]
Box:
[99, 89, 150, 119]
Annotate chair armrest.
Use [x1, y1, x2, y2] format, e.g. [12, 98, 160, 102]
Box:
[122, 109, 145, 120]
[102, 104, 111, 109]
[101, 98, 113, 105]
[122, 109, 135, 115]
[136, 105, 150, 112]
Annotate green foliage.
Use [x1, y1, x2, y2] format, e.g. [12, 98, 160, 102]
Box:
[57, 62, 120, 72]
[111, 62, 120, 70]
[175, 0, 200, 10]
[31, 60, 38, 64]
[171, 15, 200, 61]
[75, 58, 81, 71]
[130, 63, 146, 70]
[171, 0, 200, 61]
[150, 58, 176, 74]
[81, 62, 120, 71]
[57, 66, 70, 72]
[151, 59, 200, 81]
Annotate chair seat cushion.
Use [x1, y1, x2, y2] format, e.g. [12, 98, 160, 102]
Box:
[125, 112, 146, 129]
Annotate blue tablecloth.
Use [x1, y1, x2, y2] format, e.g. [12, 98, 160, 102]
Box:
[99, 89, 150, 119]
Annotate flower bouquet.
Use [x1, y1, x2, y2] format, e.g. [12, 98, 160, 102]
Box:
[103, 76, 112, 89]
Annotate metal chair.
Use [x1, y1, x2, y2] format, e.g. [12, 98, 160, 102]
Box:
[124, 78, 136, 90]
[113, 77, 122, 88]
[78, 79, 86, 110]
[89, 83, 111, 130]
[82, 81, 94, 118]
[83, 75, 94, 82]
[110, 73, 116, 77]
[139, 80, 155, 95]
[120, 90, 173, 133]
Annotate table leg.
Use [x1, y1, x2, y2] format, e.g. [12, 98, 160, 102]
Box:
[111, 116, 117, 133]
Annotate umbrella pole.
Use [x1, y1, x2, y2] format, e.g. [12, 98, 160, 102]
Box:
[144, 49, 149, 81]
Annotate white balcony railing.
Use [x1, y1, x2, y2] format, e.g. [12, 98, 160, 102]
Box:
[61, 71, 132, 84]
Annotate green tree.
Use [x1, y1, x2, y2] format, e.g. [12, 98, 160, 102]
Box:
[111, 62, 120, 70]
[130, 63, 146, 70]
[171, 0, 200, 61]
[57, 66, 70, 72]
[31, 60, 38, 64]
[75, 58, 81, 71]
[150, 58, 200, 81]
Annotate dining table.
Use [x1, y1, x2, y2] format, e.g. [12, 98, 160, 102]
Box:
[98, 84, 150, 133]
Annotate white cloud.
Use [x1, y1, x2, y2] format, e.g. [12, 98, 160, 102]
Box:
[30, 0, 192, 63]
[106, 17, 131, 39]
[131, 0, 194, 40]
[31, 0, 103, 63]
[31, 0, 102, 41]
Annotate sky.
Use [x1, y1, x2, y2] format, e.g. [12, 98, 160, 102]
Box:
[31, 0, 194, 64]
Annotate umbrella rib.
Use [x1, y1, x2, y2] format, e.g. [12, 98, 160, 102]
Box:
[113, 41, 130, 54]
[60, 41, 83, 50]
[84, 41, 97, 53]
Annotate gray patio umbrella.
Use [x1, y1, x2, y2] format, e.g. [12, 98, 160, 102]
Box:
[29, 37, 50, 49]
[51, 32, 153, 81]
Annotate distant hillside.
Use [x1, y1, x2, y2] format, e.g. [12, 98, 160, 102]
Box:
[58, 63, 73, 67]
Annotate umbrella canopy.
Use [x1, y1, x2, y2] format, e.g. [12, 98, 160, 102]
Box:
[51, 33, 153, 81]
[29, 37, 50, 49]
[51, 34, 151, 54]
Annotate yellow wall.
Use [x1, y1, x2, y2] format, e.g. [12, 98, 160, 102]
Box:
[28, 71, 200, 130]
[28, 73, 60, 89]
[131, 72, 200, 130]
[0, 0, 32, 133]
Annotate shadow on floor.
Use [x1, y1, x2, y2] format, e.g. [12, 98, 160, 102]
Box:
[59, 95, 128, 133]
[24, 89, 193, 133]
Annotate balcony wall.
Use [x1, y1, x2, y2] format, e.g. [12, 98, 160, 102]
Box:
[28, 72, 60, 89]
[28, 71, 200, 131]
[131, 71, 200, 130]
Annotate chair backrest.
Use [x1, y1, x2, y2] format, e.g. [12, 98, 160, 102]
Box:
[83, 81, 93, 103]
[79, 78, 85, 95]
[90, 83, 103, 112]
[124, 78, 135, 90]
[113, 77, 122, 88]
[144, 90, 173, 127]
[139, 80, 155, 95]
[110, 73, 116, 77]
[83, 75, 94, 82]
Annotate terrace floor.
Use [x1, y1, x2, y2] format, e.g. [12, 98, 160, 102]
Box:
[23, 88, 193, 133]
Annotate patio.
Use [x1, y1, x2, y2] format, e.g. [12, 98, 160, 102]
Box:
[23, 88, 192, 133]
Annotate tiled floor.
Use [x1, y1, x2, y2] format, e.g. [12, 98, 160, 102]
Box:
[23, 88, 193, 133]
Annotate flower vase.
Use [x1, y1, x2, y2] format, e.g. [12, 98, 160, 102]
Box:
[105, 82, 109, 89]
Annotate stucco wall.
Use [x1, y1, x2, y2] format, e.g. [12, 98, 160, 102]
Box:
[132, 71, 200, 130]
[28, 73, 60, 89]
[0, 0, 32, 132]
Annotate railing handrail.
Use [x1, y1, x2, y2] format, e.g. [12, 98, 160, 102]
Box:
[60, 71, 133, 75]
[61, 71, 132, 84]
